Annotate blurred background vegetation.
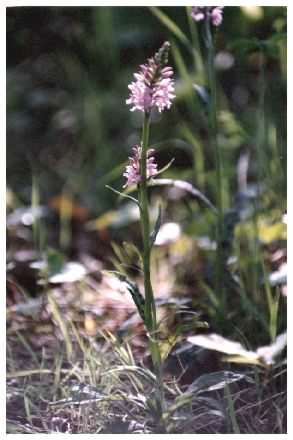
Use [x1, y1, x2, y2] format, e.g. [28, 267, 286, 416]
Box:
[7, 6, 287, 342]
[7, 6, 286, 210]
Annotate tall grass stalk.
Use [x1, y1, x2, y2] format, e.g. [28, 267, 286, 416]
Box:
[59, 188, 73, 252]
[251, 49, 266, 303]
[224, 383, 240, 433]
[31, 175, 46, 253]
[139, 112, 166, 431]
[204, 18, 224, 308]
[186, 6, 205, 82]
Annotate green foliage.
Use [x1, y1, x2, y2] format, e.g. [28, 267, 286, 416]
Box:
[149, 205, 162, 248]
[46, 248, 65, 277]
[6, 8, 287, 433]
[108, 270, 146, 322]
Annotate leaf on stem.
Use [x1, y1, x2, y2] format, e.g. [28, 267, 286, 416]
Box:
[149, 205, 162, 248]
[148, 178, 217, 213]
[107, 270, 145, 322]
[153, 158, 175, 178]
[105, 185, 140, 206]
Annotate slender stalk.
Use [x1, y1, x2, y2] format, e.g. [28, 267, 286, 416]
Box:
[251, 50, 265, 302]
[205, 18, 224, 310]
[139, 112, 166, 430]
[140, 114, 156, 329]
[186, 6, 205, 82]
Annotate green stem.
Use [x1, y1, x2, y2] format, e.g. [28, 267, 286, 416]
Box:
[140, 114, 156, 329]
[139, 113, 166, 429]
[251, 51, 265, 303]
[205, 18, 224, 310]
[256, 50, 265, 204]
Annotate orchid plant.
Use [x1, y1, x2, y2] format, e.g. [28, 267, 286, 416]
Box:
[108, 41, 175, 431]
[109, 9, 225, 430]
[191, 6, 225, 311]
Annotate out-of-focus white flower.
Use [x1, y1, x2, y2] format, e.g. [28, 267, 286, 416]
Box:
[154, 222, 181, 246]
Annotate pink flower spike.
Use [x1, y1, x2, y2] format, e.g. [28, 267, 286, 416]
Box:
[191, 7, 205, 22]
[211, 7, 224, 26]
[126, 42, 175, 114]
[126, 81, 152, 112]
[123, 145, 158, 188]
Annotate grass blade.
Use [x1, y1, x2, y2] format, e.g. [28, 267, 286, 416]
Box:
[47, 291, 73, 359]
[149, 7, 191, 49]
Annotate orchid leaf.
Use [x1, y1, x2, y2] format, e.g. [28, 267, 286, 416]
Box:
[149, 205, 162, 248]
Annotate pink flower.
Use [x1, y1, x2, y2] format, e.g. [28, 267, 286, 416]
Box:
[191, 7, 224, 27]
[191, 7, 205, 22]
[152, 77, 175, 113]
[126, 42, 175, 113]
[123, 145, 158, 187]
[211, 7, 224, 26]
[126, 80, 152, 113]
